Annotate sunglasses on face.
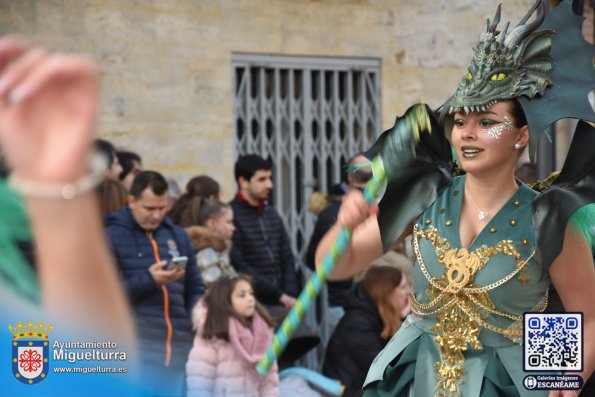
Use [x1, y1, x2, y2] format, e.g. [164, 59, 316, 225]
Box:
[351, 169, 373, 182]
[347, 161, 373, 183]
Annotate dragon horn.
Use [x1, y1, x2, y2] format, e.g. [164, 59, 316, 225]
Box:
[487, 4, 502, 33]
[499, 21, 510, 45]
[504, 0, 545, 49]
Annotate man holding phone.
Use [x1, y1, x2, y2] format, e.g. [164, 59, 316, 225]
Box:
[167, 256, 188, 270]
[105, 171, 204, 397]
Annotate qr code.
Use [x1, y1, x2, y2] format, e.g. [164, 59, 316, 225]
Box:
[524, 313, 582, 371]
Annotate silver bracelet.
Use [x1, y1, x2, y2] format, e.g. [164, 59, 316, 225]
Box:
[8, 153, 107, 200]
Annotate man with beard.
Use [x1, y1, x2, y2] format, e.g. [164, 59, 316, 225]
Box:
[229, 155, 299, 309]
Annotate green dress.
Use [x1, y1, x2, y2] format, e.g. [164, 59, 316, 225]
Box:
[363, 175, 551, 397]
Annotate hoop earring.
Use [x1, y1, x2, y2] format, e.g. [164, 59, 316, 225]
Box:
[514, 143, 522, 150]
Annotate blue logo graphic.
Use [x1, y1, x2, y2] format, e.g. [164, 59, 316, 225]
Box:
[8, 321, 53, 385]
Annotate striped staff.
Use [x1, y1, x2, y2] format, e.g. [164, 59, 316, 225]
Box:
[256, 103, 433, 376]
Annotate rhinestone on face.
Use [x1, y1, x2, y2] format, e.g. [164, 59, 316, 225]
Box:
[481, 115, 512, 141]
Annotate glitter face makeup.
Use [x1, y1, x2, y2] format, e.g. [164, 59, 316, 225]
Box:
[481, 115, 512, 141]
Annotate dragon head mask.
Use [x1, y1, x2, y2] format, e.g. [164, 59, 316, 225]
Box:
[442, 0, 595, 161]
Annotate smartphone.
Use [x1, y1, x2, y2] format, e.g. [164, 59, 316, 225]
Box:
[167, 256, 188, 270]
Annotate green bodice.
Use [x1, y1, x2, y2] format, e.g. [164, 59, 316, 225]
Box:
[364, 176, 551, 397]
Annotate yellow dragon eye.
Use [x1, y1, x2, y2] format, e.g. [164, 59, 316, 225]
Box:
[491, 73, 507, 81]
[466, 72, 473, 81]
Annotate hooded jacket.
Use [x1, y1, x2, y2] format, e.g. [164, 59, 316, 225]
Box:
[186, 226, 235, 284]
[186, 301, 279, 397]
[105, 207, 204, 368]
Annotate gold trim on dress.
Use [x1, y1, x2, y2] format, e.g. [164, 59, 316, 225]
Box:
[410, 224, 548, 397]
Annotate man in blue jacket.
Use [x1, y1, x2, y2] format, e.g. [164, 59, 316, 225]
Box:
[105, 170, 204, 397]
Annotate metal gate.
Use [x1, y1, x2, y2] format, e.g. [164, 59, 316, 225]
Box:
[232, 53, 382, 265]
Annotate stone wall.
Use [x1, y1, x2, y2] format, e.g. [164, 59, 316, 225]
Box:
[0, 0, 582, 197]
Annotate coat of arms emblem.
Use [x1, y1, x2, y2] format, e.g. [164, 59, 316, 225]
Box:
[8, 321, 52, 385]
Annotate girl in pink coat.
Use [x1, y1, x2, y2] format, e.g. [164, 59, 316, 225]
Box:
[186, 274, 279, 397]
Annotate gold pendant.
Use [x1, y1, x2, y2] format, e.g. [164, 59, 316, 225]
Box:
[443, 248, 483, 293]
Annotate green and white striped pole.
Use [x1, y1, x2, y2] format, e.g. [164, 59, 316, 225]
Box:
[256, 157, 387, 376]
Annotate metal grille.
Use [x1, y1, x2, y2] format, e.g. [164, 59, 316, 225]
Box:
[232, 53, 381, 265]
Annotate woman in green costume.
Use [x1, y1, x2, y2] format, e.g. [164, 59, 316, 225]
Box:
[315, 1, 594, 396]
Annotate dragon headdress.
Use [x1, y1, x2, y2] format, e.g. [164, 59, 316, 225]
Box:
[442, 0, 595, 161]
[364, 0, 594, 260]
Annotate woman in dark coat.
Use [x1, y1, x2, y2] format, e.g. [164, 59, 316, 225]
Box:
[322, 265, 410, 397]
